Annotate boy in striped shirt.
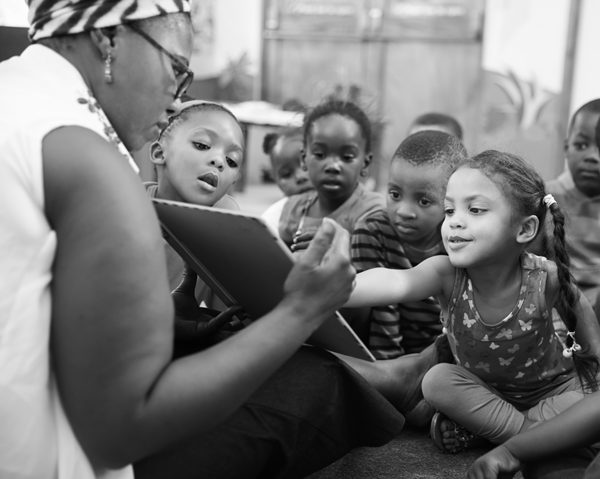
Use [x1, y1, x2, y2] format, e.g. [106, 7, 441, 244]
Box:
[351, 130, 466, 359]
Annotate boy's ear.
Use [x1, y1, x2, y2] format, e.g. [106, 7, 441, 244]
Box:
[516, 214, 539, 244]
[149, 141, 166, 166]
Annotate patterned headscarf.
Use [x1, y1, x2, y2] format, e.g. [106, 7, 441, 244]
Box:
[27, 0, 191, 42]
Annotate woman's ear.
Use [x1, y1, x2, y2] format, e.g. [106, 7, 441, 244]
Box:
[150, 141, 166, 166]
[517, 214, 539, 244]
[89, 26, 121, 59]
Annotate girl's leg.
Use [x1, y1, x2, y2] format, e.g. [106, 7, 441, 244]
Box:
[422, 363, 526, 445]
[524, 376, 583, 423]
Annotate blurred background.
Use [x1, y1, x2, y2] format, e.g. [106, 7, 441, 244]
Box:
[2, 0, 599, 212]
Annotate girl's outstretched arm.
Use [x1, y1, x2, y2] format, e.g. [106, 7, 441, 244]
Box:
[468, 391, 600, 479]
[345, 255, 455, 309]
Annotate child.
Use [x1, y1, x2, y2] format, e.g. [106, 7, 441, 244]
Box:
[408, 112, 463, 140]
[279, 98, 385, 250]
[546, 99, 600, 309]
[467, 113, 600, 479]
[261, 126, 313, 235]
[351, 130, 467, 359]
[147, 100, 244, 308]
[346, 150, 600, 452]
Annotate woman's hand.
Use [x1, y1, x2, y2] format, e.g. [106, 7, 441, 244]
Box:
[467, 445, 521, 479]
[283, 218, 355, 329]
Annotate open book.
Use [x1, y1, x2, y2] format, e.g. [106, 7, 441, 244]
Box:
[153, 198, 375, 362]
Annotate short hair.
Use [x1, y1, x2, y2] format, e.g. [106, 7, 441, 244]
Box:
[303, 98, 372, 152]
[567, 99, 600, 136]
[262, 126, 303, 156]
[158, 101, 243, 144]
[410, 112, 463, 140]
[393, 130, 467, 169]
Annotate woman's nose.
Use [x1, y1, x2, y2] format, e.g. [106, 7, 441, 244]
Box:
[166, 97, 182, 117]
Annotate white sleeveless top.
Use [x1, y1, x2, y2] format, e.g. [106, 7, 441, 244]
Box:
[0, 45, 133, 479]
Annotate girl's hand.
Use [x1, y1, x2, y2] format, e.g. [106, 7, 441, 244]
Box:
[171, 264, 243, 341]
[291, 230, 317, 252]
[467, 445, 521, 479]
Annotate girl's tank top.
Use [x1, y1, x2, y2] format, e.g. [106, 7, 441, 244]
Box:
[445, 252, 573, 394]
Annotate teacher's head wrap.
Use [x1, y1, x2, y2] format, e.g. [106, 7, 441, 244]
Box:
[27, 0, 191, 42]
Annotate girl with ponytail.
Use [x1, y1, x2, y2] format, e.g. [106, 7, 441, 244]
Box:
[346, 150, 600, 454]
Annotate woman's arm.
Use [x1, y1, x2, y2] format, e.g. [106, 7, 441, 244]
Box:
[345, 255, 455, 309]
[468, 391, 600, 479]
[44, 127, 355, 469]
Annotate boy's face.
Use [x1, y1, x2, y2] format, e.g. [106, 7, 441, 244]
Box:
[156, 110, 244, 206]
[386, 158, 446, 248]
[271, 136, 313, 197]
[565, 110, 600, 197]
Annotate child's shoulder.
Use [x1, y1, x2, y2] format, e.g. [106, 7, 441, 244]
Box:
[353, 208, 391, 230]
[522, 251, 559, 290]
[285, 190, 315, 209]
[522, 251, 555, 271]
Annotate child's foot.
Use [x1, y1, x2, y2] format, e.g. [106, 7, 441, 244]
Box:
[430, 412, 487, 453]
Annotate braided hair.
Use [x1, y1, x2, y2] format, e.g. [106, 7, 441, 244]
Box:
[459, 150, 599, 391]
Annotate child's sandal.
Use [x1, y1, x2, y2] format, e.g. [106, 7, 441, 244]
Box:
[430, 412, 487, 453]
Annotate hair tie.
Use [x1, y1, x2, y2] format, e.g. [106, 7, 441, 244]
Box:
[543, 194, 557, 209]
[563, 331, 582, 358]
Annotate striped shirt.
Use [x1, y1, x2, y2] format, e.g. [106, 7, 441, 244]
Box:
[351, 210, 445, 359]
[546, 170, 600, 307]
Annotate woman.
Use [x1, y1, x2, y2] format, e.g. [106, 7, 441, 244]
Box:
[0, 2, 403, 479]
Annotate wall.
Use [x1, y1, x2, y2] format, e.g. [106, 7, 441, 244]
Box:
[570, 0, 600, 117]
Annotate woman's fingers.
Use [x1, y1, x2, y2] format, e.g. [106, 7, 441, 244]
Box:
[284, 219, 355, 324]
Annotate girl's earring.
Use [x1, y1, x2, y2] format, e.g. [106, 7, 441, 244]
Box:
[104, 53, 113, 84]
[360, 169, 368, 177]
[301, 163, 308, 171]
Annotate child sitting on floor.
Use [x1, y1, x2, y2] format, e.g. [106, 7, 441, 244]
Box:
[147, 100, 244, 310]
[278, 98, 384, 251]
[546, 99, 600, 309]
[261, 126, 313, 235]
[408, 112, 463, 140]
[351, 130, 467, 359]
[346, 150, 600, 453]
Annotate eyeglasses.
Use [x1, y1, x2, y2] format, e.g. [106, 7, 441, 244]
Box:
[128, 23, 194, 100]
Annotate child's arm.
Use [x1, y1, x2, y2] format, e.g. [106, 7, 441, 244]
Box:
[468, 390, 600, 479]
[346, 255, 455, 310]
[547, 262, 600, 357]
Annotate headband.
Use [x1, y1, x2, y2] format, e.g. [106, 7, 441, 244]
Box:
[28, 0, 191, 42]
